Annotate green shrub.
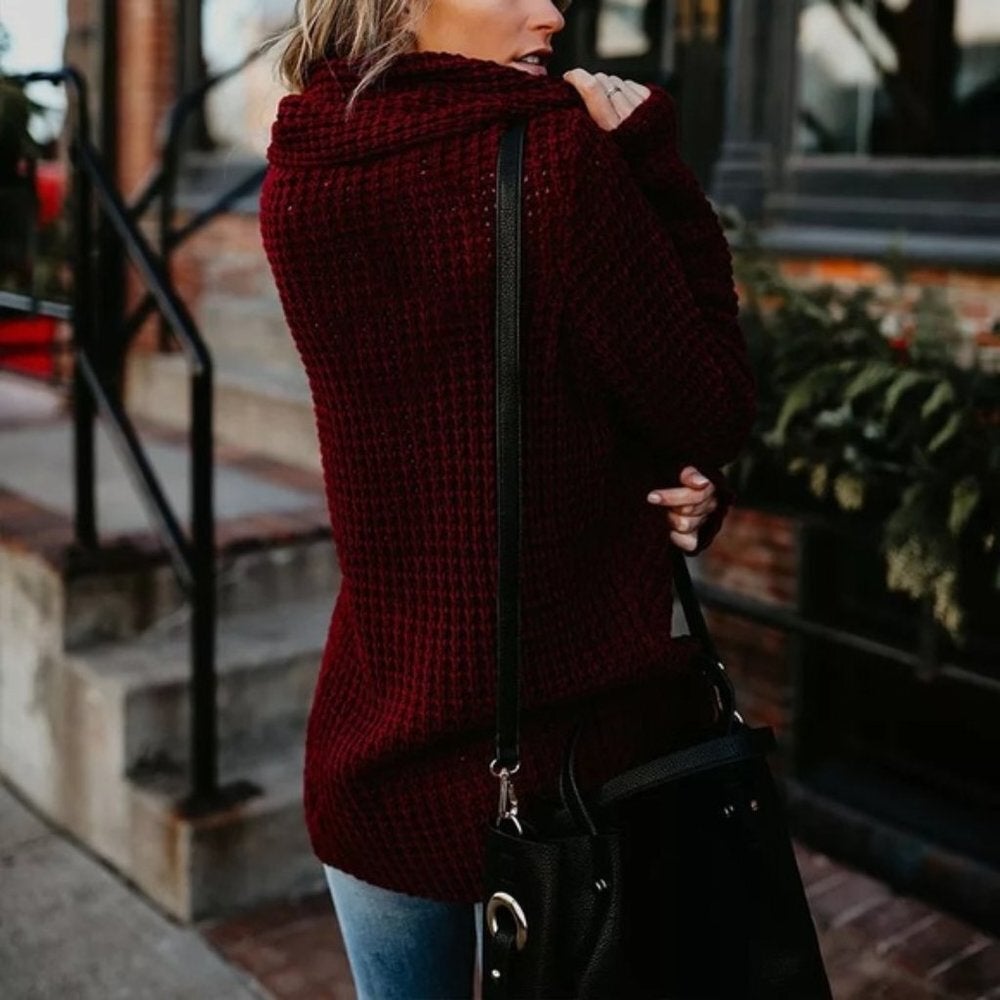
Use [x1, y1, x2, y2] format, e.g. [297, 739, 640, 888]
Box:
[725, 213, 1000, 641]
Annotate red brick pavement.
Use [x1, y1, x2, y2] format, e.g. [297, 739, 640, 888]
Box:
[201, 894, 357, 1000]
[198, 843, 1000, 1000]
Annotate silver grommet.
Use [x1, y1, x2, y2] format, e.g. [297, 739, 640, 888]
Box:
[486, 891, 528, 951]
[750, 798, 760, 812]
[722, 803, 735, 818]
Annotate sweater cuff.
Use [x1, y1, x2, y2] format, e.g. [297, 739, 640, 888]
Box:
[649, 459, 735, 557]
[609, 85, 681, 186]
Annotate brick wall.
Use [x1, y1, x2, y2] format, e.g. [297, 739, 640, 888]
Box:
[117, 0, 177, 197]
[777, 258, 1000, 359]
[171, 213, 272, 306]
[65, 0, 98, 86]
[694, 508, 798, 745]
[64, 0, 176, 196]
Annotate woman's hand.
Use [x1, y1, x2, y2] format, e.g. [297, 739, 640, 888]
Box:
[646, 466, 718, 552]
[562, 69, 651, 131]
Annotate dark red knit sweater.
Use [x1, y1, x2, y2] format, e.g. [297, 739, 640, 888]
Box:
[260, 49, 756, 902]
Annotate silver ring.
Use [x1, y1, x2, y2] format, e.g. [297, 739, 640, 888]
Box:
[486, 892, 528, 950]
[489, 758, 520, 777]
[605, 85, 623, 98]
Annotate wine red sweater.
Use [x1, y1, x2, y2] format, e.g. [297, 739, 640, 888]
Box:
[260, 49, 756, 902]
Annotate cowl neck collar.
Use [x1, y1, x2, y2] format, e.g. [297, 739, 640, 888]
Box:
[267, 49, 581, 167]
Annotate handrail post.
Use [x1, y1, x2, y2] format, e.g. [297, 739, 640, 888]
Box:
[98, 0, 126, 393]
[15, 65, 257, 818]
[157, 115, 181, 352]
[70, 116, 98, 547]
[189, 363, 218, 803]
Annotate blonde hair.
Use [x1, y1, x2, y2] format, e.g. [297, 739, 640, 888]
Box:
[275, 0, 432, 112]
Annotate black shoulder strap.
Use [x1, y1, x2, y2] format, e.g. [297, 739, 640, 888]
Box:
[492, 121, 735, 775]
[493, 120, 526, 773]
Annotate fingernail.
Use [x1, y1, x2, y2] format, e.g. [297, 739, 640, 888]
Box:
[691, 473, 709, 486]
[647, 492, 661, 504]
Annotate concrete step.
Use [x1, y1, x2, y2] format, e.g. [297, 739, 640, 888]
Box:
[127, 739, 325, 921]
[71, 592, 333, 779]
[0, 542, 330, 921]
[196, 292, 303, 374]
[126, 351, 321, 472]
[0, 373, 335, 923]
[5, 725, 324, 923]
[0, 388, 333, 646]
[66, 530, 338, 649]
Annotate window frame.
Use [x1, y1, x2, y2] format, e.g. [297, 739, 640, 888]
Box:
[712, 0, 1000, 270]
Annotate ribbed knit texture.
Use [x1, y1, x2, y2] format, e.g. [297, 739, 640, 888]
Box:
[260, 49, 756, 902]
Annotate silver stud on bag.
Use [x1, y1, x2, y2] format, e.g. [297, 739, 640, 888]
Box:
[595, 878, 609, 892]
[491, 969, 502, 980]
[722, 804, 735, 818]
[750, 799, 760, 812]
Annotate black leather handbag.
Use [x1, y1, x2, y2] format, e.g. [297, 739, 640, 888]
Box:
[481, 119, 833, 1000]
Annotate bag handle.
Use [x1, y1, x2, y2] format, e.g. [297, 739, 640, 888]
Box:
[491, 119, 737, 792]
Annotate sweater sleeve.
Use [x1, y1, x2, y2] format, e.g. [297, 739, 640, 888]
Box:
[609, 85, 732, 313]
[561, 112, 756, 484]
[608, 87, 752, 553]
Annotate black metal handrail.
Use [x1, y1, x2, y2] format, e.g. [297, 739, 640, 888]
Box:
[9, 68, 247, 817]
[125, 47, 268, 350]
[130, 47, 264, 221]
[694, 579, 1000, 695]
[0, 291, 73, 322]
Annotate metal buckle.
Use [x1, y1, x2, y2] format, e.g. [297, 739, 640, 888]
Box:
[486, 891, 528, 950]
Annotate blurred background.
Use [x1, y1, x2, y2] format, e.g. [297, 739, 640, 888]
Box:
[0, 1, 997, 997]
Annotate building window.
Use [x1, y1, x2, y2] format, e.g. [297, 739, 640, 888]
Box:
[796, 0, 1000, 157]
[562, 0, 729, 183]
[712, 0, 1000, 263]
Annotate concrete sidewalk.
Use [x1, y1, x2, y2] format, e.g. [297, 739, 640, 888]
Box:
[0, 780, 269, 1000]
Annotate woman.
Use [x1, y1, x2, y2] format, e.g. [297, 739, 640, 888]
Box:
[260, 0, 756, 994]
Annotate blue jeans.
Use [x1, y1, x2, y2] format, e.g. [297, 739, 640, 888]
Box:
[323, 863, 484, 1000]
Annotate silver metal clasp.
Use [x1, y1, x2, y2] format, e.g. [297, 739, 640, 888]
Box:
[489, 758, 523, 833]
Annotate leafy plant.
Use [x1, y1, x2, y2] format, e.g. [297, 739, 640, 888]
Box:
[725, 212, 1000, 641]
